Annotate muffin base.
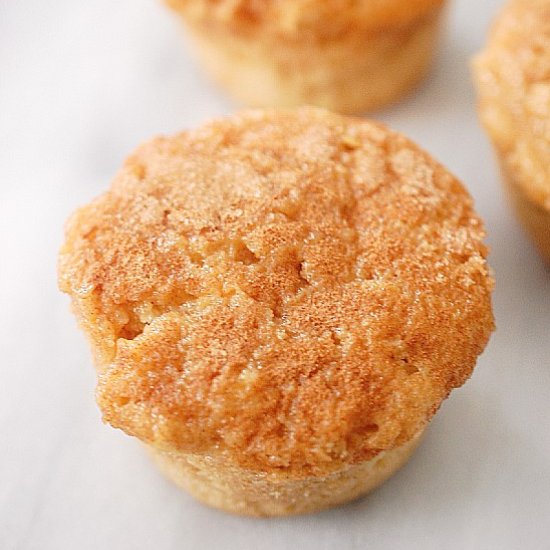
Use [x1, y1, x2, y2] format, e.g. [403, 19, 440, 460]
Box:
[503, 170, 550, 265]
[179, 10, 444, 114]
[148, 431, 424, 517]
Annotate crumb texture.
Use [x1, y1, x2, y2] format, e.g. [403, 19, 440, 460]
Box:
[59, 108, 494, 475]
[474, 0, 550, 210]
[165, 0, 445, 37]
[150, 432, 423, 516]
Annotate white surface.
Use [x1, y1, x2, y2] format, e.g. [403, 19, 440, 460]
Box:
[1, 1, 549, 548]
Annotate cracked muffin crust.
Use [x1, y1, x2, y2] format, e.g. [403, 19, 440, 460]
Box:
[164, 0, 447, 113]
[59, 108, 494, 514]
[474, 0, 550, 263]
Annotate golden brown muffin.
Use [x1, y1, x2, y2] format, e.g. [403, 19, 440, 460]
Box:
[165, 0, 447, 114]
[473, 0, 550, 264]
[59, 108, 494, 516]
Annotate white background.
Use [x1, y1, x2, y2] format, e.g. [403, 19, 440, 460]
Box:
[1, 1, 549, 548]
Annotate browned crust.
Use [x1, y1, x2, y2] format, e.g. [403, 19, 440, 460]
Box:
[473, 0, 550, 211]
[165, 0, 446, 38]
[59, 108, 494, 476]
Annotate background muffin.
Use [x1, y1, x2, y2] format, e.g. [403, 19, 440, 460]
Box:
[59, 108, 494, 516]
[474, 0, 550, 264]
[165, 0, 447, 113]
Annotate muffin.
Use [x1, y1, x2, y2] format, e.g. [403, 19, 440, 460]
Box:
[59, 108, 494, 516]
[473, 0, 550, 264]
[165, 0, 447, 114]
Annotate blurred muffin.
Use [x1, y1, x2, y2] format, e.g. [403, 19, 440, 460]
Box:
[474, 0, 550, 264]
[59, 108, 494, 516]
[165, 0, 447, 113]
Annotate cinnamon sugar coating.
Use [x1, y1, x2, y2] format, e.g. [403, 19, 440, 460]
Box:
[59, 108, 494, 476]
[165, 0, 445, 37]
[474, 0, 550, 210]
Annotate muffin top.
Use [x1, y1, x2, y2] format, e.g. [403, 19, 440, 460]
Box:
[474, 0, 550, 210]
[166, 0, 444, 38]
[59, 108, 494, 476]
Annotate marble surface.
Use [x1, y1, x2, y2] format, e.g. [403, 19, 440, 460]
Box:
[1, 1, 549, 548]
